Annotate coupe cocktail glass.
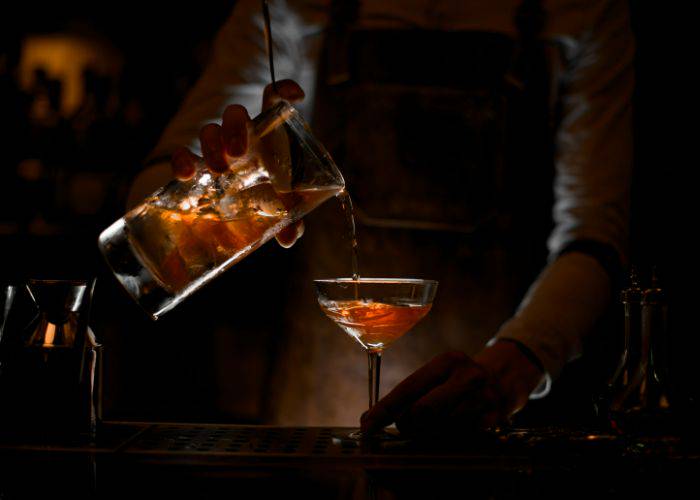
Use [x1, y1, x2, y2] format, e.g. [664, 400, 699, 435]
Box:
[314, 278, 438, 439]
[99, 101, 345, 319]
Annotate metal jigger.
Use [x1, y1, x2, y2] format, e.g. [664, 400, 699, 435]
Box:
[0, 279, 101, 442]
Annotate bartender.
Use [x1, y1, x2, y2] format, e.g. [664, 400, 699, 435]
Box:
[128, 0, 633, 433]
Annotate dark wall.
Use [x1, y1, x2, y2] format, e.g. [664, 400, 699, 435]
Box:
[629, 1, 699, 411]
[1, 1, 253, 421]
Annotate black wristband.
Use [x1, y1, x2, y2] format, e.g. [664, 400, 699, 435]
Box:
[496, 337, 545, 374]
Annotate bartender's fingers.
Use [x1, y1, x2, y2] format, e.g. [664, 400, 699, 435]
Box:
[171, 147, 201, 180]
[275, 220, 305, 248]
[399, 391, 486, 436]
[448, 382, 509, 428]
[200, 123, 229, 173]
[361, 351, 468, 433]
[395, 364, 488, 435]
[262, 79, 305, 110]
[221, 104, 250, 157]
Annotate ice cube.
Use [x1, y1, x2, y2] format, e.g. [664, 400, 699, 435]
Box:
[219, 182, 287, 221]
[258, 126, 293, 192]
[126, 206, 192, 291]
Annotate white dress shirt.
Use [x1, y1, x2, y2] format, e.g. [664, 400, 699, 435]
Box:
[129, 0, 633, 398]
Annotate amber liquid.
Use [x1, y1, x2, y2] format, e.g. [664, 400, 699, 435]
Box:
[126, 183, 338, 292]
[320, 300, 432, 351]
[338, 190, 360, 281]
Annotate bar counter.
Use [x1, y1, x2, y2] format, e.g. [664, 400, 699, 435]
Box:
[2, 421, 699, 498]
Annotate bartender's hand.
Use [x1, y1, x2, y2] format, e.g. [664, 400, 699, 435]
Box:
[360, 341, 544, 436]
[170, 79, 306, 248]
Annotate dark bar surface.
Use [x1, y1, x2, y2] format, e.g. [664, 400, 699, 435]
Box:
[2, 421, 699, 498]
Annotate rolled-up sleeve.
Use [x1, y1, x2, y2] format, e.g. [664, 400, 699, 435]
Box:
[547, 0, 634, 261]
[495, 0, 634, 391]
[128, 0, 328, 207]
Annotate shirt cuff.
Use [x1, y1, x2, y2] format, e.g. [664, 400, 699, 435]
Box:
[490, 251, 613, 400]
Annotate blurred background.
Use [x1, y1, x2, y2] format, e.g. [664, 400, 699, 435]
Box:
[1, 0, 293, 423]
[1, 1, 234, 276]
[1, 1, 693, 423]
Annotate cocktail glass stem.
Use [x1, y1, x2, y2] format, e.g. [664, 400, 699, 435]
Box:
[368, 350, 382, 409]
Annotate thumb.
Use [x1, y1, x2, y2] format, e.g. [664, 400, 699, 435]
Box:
[262, 79, 305, 110]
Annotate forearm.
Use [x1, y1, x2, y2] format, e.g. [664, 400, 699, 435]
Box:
[128, 0, 327, 208]
[149, 0, 323, 158]
[493, 0, 634, 398]
[493, 251, 612, 397]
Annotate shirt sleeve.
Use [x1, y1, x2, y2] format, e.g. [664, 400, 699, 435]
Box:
[127, 0, 328, 208]
[495, 0, 634, 394]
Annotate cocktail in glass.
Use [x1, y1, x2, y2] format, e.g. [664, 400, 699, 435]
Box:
[99, 101, 345, 319]
[314, 278, 438, 439]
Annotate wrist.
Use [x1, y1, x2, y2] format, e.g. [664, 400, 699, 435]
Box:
[473, 340, 545, 414]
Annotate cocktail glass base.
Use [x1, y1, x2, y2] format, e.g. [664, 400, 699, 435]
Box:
[332, 426, 403, 445]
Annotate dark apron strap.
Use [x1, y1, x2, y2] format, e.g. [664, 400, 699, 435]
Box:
[324, 0, 551, 95]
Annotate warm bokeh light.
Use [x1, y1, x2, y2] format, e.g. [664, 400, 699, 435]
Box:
[19, 34, 122, 115]
[42, 322, 56, 346]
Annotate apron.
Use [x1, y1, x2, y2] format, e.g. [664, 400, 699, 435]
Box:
[267, 1, 556, 426]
